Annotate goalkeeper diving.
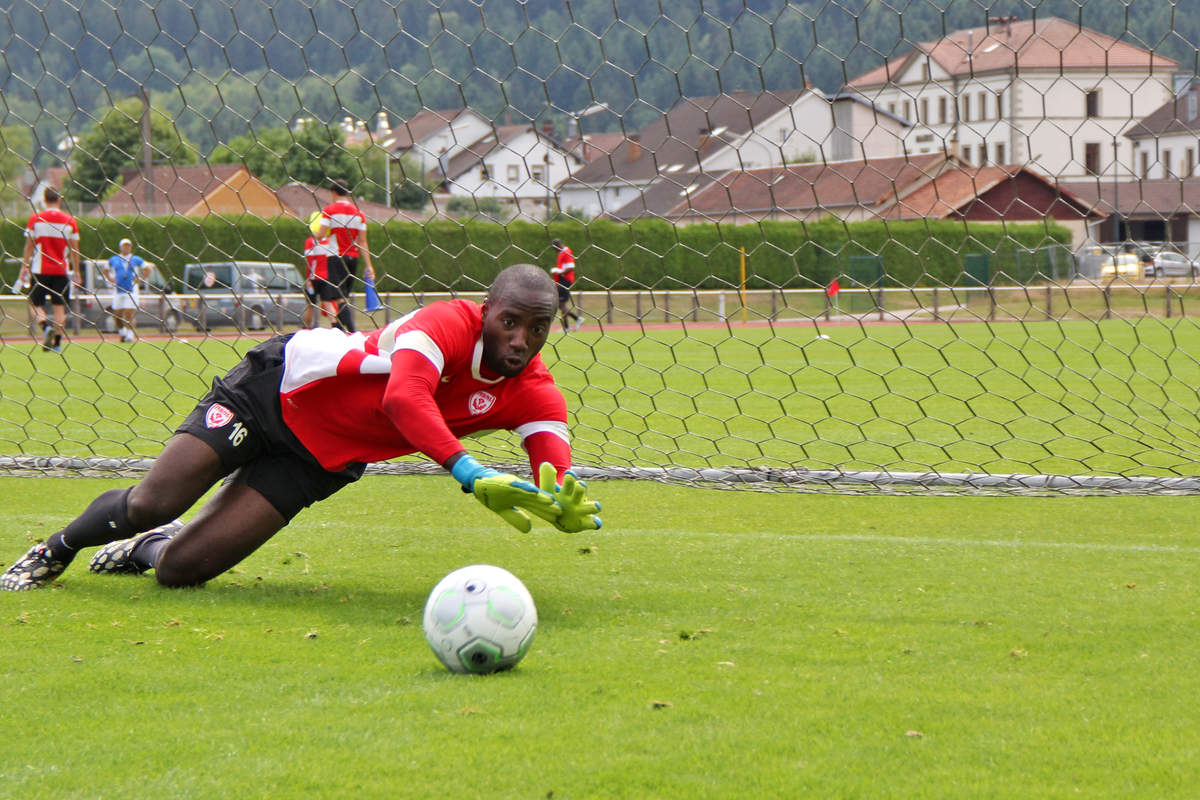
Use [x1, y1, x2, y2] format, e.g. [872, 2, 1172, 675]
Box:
[1, 264, 601, 591]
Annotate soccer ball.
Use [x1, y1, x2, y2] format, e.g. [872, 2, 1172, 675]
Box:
[422, 564, 538, 674]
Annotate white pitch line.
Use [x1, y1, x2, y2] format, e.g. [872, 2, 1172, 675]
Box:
[621, 529, 1200, 555]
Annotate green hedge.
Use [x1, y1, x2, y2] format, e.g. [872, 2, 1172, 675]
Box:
[0, 214, 1073, 291]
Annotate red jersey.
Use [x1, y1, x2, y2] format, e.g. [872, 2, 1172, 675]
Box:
[25, 208, 79, 276]
[553, 246, 576, 286]
[304, 236, 334, 281]
[320, 200, 366, 258]
[279, 299, 571, 475]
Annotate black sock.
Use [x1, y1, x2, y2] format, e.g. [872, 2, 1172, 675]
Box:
[53, 333, 62, 346]
[45, 488, 134, 561]
[131, 534, 172, 572]
[336, 305, 356, 333]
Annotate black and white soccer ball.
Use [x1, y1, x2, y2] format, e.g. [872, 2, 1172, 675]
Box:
[422, 564, 537, 674]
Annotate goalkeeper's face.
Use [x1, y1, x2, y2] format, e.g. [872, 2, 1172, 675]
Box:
[480, 293, 556, 378]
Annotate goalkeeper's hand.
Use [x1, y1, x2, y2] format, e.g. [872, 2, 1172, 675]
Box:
[450, 454, 557, 533]
[538, 462, 602, 533]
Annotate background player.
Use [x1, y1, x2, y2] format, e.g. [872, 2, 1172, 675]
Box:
[103, 238, 152, 342]
[18, 187, 79, 352]
[551, 238, 582, 332]
[316, 180, 375, 332]
[303, 211, 339, 328]
[1, 264, 601, 591]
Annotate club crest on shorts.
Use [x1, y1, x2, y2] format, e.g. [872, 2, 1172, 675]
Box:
[468, 390, 496, 415]
[205, 403, 234, 429]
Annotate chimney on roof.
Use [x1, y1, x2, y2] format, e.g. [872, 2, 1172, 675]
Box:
[698, 127, 710, 150]
[627, 134, 641, 162]
[988, 15, 1017, 40]
[542, 122, 555, 138]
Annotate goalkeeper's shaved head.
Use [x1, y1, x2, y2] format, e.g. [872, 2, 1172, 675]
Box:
[488, 263, 557, 308]
[481, 264, 558, 377]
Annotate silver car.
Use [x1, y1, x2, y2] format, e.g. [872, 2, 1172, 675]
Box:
[1143, 251, 1198, 278]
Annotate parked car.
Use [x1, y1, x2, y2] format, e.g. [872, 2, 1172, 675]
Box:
[1142, 250, 1198, 278]
[73, 259, 184, 333]
[1096, 250, 1142, 279]
[178, 261, 307, 331]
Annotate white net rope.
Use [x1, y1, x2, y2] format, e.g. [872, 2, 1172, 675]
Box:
[1, 1, 1199, 494]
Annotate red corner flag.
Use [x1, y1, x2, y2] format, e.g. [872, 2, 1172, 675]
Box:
[826, 279, 841, 297]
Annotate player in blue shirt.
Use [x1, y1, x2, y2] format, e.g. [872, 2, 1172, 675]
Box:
[104, 238, 151, 342]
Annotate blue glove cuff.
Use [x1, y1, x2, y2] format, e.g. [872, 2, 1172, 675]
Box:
[449, 454, 496, 490]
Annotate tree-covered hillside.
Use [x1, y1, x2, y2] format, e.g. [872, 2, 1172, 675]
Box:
[1, 0, 1196, 162]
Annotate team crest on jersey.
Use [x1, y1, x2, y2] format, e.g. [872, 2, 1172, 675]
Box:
[468, 390, 496, 415]
[205, 403, 234, 429]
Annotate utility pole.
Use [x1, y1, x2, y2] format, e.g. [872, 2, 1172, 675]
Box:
[141, 87, 153, 213]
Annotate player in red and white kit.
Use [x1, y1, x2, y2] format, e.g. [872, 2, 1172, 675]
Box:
[1, 264, 601, 591]
[19, 188, 80, 353]
[551, 239, 582, 332]
[303, 212, 339, 328]
[316, 180, 375, 333]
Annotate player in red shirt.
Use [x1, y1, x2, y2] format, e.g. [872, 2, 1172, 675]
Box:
[19, 188, 80, 353]
[303, 211, 339, 327]
[316, 180, 376, 333]
[1, 264, 601, 591]
[551, 239, 582, 332]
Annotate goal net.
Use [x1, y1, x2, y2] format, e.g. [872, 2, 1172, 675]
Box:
[1, 0, 1199, 495]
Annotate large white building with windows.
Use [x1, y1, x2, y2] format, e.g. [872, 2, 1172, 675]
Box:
[844, 16, 1176, 179]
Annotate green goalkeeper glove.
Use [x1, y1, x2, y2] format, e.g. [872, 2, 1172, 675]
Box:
[451, 455, 557, 533]
[538, 462, 603, 533]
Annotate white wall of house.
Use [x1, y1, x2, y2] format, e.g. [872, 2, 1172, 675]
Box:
[1130, 129, 1200, 179]
[443, 129, 579, 220]
[557, 179, 645, 219]
[853, 61, 1172, 178]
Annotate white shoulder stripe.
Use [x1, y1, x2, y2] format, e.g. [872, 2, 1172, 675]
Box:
[516, 420, 569, 444]
[393, 329, 445, 374]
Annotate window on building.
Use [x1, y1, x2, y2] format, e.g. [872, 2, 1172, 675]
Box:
[902, 100, 911, 120]
[922, 63, 930, 81]
[1162, 149, 1173, 178]
[978, 92, 988, 119]
[1086, 89, 1100, 118]
[1084, 142, 1101, 175]
[530, 164, 546, 183]
[996, 91, 1003, 120]
[506, 164, 519, 183]
[920, 98, 929, 124]
[888, 102, 896, 115]
[978, 142, 987, 166]
[778, 128, 787, 143]
[938, 96, 947, 124]
[1141, 151, 1150, 179]
[1187, 148, 1195, 177]
[995, 143, 1006, 164]
[961, 144, 972, 163]
[962, 94, 971, 122]
[480, 164, 490, 180]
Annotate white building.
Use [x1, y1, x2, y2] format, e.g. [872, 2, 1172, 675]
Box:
[844, 16, 1176, 179]
[438, 124, 582, 220]
[387, 108, 493, 177]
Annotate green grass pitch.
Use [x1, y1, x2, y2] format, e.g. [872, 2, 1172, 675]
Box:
[0, 476, 1197, 797]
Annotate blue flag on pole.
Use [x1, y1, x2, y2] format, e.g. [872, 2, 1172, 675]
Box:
[364, 274, 383, 312]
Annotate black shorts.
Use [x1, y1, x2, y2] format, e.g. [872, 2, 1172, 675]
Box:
[304, 284, 318, 304]
[327, 256, 358, 297]
[29, 274, 71, 307]
[313, 279, 344, 302]
[175, 334, 366, 521]
[556, 282, 572, 304]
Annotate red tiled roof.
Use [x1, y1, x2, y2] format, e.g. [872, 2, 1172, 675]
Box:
[100, 164, 258, 216]
[1060, 178, 1200, 219]
[849, 17, 1176, 88]
[881, 165, 1100, 220]
[610, 153, 951, 221]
